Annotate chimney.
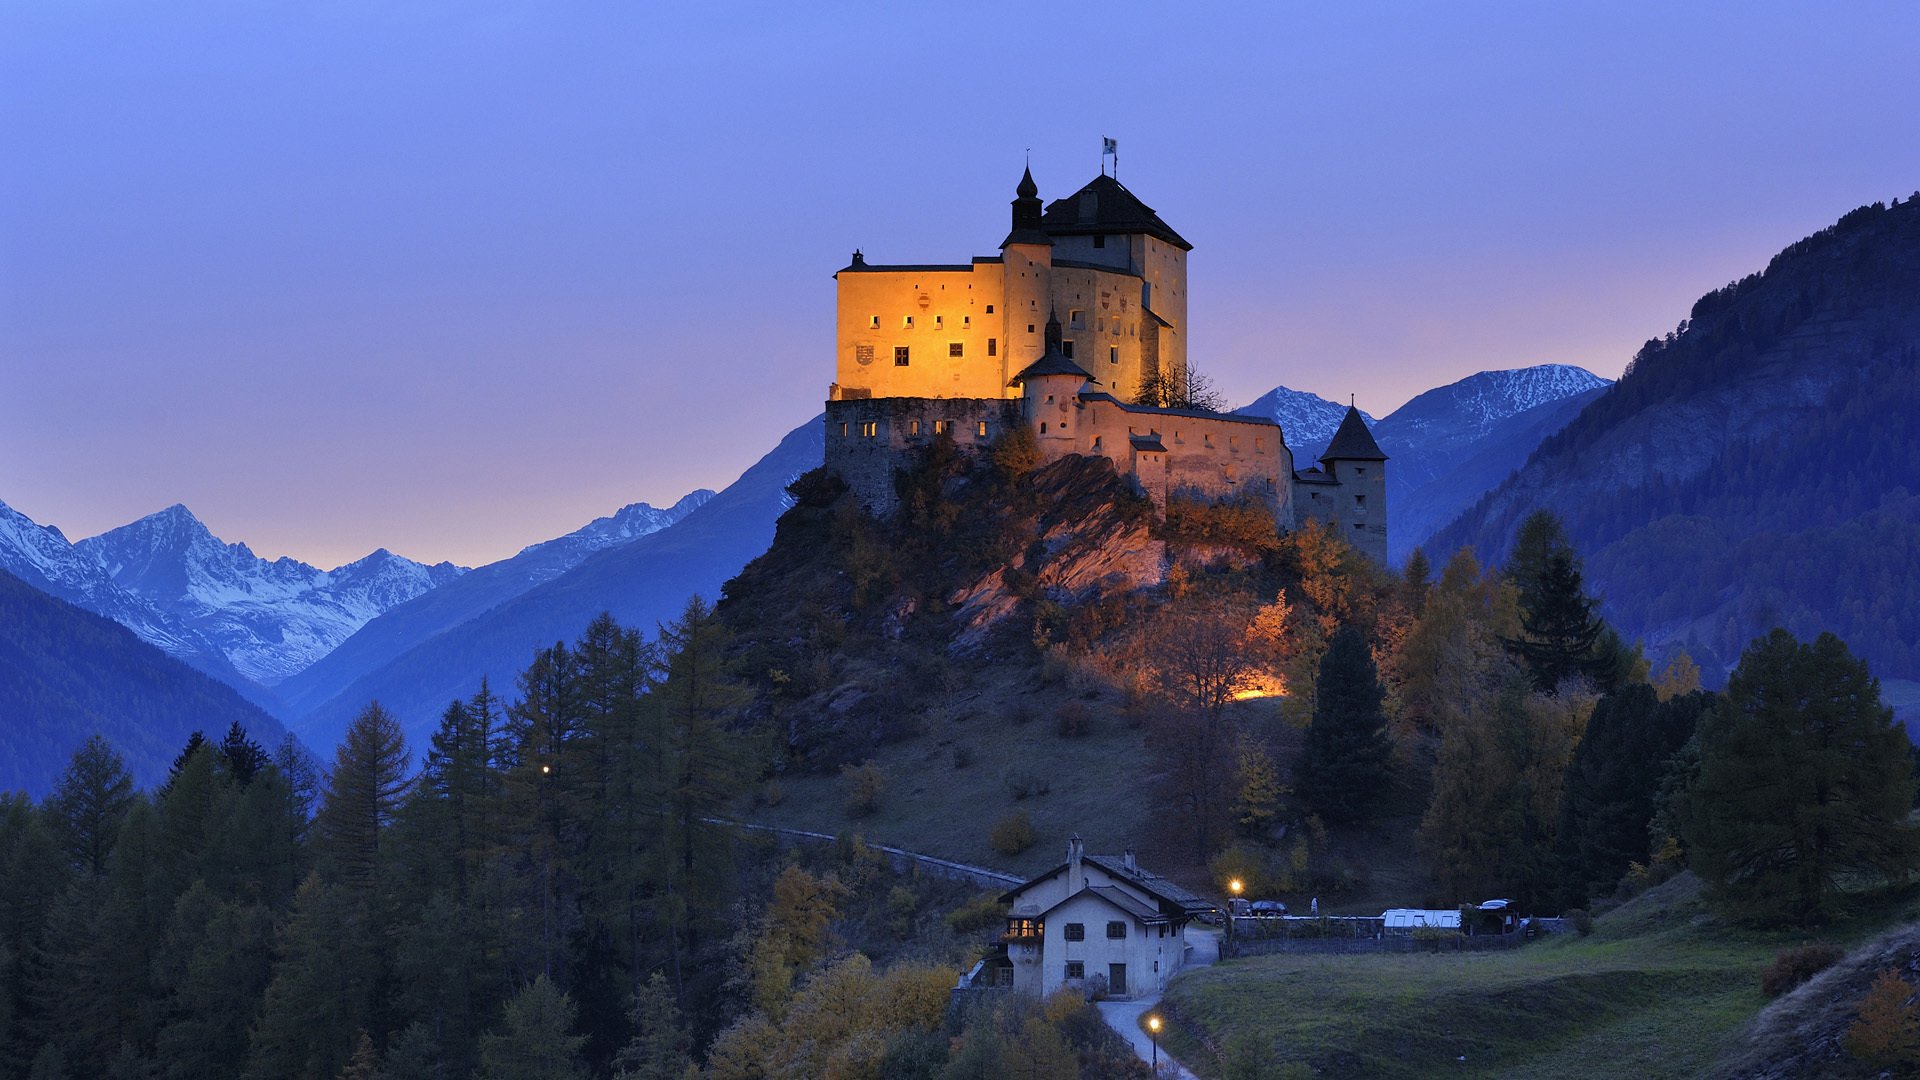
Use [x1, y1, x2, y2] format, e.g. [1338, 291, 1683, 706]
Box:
[1124, 848, 1137, 874]
[1066, 833, 1085, 894]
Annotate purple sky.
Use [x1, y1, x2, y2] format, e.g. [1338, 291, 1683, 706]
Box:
[5, 2, 1918, 568]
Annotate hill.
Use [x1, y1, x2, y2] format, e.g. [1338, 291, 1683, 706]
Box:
[0, 566, 288, 796]
[1430, 196, 1920, 680]
[293, 417, 824, 749]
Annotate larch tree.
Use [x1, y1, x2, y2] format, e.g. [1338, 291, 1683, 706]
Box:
[316, 702, 411, 892]
[48, 735, 134, 881]
[475, 976, 587, 1080]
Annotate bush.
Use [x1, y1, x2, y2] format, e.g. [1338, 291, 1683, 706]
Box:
[842, 761, 885, 817]
[1055, 702, 1093, 739]
[1846, 968, 1920, 1067]
[946, 893, 1005, 935]
[1565, 908, 1594, 936]
[1761, 943, 1845, 997]
[990, 811, 1038, 856]
[760, 779, 785, 807]
[1003, 768, 1052, 801]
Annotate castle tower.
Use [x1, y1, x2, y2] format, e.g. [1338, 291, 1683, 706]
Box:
[1011, 311, 1092, 461]
[1000, 166, 1055, 391]
[1317, 405, 1388, 563]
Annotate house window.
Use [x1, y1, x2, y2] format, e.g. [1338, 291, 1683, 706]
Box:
[1065, 923, 1085, 941]
[1065, 961, 1084, 980]
[986, 304, 994, 314]
[1106, 921, 1127, 940]
[895, 347, 910, 366]
[1005, 918, 1043, 941]
[1093, 234, 1106, 248]
[987, 338, 997, 356]
[903, 315, 914, 329]
[977, 421, 989, 437]
[858, 421, 878, 438]
[950, 342, 964, 358]
[1110, 346, 1119, 366]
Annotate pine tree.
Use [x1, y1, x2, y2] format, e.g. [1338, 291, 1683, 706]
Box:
[243, 876, 375, 1080]
[476, 976, 587, 1080]
[1508, 548, 1605, 693]
[1402, 548, 1432, 615]
[218, 722, 270, 787]
[316, 703, 410, 891]
[1688, 630, 1919, 924]
[1294, 626, 1394, 824]
[611, 974, 693, 1080]
[49, 735, 134, 880]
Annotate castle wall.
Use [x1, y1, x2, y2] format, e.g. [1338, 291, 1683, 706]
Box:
[834, 263, 1009, 400]
[824, 397, 1023, 514]
[1293, 460, 1387, 563]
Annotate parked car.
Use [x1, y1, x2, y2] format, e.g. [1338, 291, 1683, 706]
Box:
[1250, 900, 1288, 917]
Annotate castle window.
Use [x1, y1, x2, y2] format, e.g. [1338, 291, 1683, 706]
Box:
[1040, 422, 1047, 433]
[1230, 437, 1238, 451]
[1070, 309, 1084, 329]
[1355, 494, 1366, 507]
[1066, 961, 1084, 980]
[1354, 522, 1364, 530]
[988, 338, 997, 356]
[1092, 435, 1102, 449]
[977, 421, 989, 437]
[840, 422, 848, 437]
[1065, 923, 1085, 941]
[963, 315, 971, 328]
[1093, 234, 1106, 248]
[934, 420, 952, 435]
[868, 315, 879, 328]
[909, 420, 920, 435]
[934, 315, 943, 328]
[1311, 492, 1320, 500]
[1028, 324, 1036, 334]
[1108, 345, 1118, 366]
[859, 421, 878, 438]
[903, 315, 913, 328]
[895, 347, 910, 366]
[950, 342, 964, 358]
[1356, 467, 1367, 475]
[986, 305, 994, 313]
[1062, 341, 1075, 359]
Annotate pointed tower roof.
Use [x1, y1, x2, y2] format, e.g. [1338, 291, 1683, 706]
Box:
[1320, 405, 1388, 462]
[1004, 164, 1052, 248]
[1041, 173, 1192, 250]
[1017, 165, 1039, 199]
[1010, 311, 1092, 385]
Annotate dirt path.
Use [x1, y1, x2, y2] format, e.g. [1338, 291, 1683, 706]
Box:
[1096, 927, 1219, 1079]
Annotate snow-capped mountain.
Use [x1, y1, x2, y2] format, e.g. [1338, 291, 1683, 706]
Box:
[1373, 365, 1612, 492]
[1234, 388, 1377, 462]
[0, 498, 203, 658]
[274, 488, 716, 720]
[73, 505, 466, 686]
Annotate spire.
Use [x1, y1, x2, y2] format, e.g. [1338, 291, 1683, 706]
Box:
[1008, 164, 1045, 237]
[1017, 164, 1038, 199]
[1044, 308, 1062, 351]
[1320, 405, 1388, 463]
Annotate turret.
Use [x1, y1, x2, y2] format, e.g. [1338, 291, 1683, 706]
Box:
[1000, 166, 1054, 389]
[1010, 312, 1090, 459]
[1318, 405, 1388, 564]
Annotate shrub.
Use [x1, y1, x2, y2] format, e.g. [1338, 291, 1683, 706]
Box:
[990, 811, 1038, 856]
[841, 761, 885, 817]
[1055, 702, 1093, 739]
[760, 779, 785, 807]
[1845, 968, 1920, 1067]
[1565, 908, 1594, 936]
[946, 893, 1005, 935]
[1761, 943, 1845, 997]
[1003, 768, 1051, 801]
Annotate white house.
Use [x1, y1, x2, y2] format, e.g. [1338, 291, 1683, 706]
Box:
[997, 834, 1214, 999]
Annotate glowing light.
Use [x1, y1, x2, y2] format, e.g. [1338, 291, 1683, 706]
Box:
[1231, 674, 1287, 701]
[1229, 878, 1244, 896]
[1148, 1015, 1161, 1033]
[540, 764, 551, 775]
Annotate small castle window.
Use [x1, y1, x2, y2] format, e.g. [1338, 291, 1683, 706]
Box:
[1070, 309, 1084, 329]
[934, 315, 943, 328]
[1355, 494, 1366, 507]
[859, 421, 878, 438]
[1356, 467, 1367, 475]
[1092, 435, 1102, 449]
[910, 420, 920, 436]
[895, 347, 910, 366]
[1028, 324, 1036, 334]
[986, 304, 994, 313]
[1093, 234, 1106, 248]
[868, 315, 879, 328]
[902, 315, 913, 329]
[1353, 522, 1364, 530]
[1109, 346, 1119, 365]
[988, 338, 997, 356]
[949, 342, 964, 358]
[963, 315, 971, 328]
[839, 422, 848, 437]
[934, 420, 952, 434]
[1062, 341, 1075, 359]
[1040, 422, 1047, 433]
[977, 421, 989, 437]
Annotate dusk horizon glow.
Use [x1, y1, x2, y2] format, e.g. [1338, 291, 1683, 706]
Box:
[5, 2, 1918, 567]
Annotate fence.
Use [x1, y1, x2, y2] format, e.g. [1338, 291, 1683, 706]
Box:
[711, 818, 1023, 890]
[1223, 928, 1533, 958]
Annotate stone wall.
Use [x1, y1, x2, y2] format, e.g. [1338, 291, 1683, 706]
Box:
[824, 397, 1023, 515]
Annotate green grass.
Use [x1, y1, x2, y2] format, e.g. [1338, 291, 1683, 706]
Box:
[1156, 874, 1892, 1079]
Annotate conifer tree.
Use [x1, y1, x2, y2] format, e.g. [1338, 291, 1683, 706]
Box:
[1688, 630, 1919, 923]
[476, 976, 587, 1080]
[1509, 548, 1605, 693]
[1294, 626, 1393, 824]
[49, 735, 134, 880]
[316, 703, 410, 891]
[1402, 548, 1432, 615]
[219, 722, 270, 787]
[244, 876, 374, 1080]
[611, 973, 693, 1080]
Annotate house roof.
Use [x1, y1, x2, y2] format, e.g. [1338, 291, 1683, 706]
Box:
[1002, 854, 1214, 917]
[1038, 885, 1166, 924]
[1321, 405, 1388, 462]
[1041, 174, 1193, 251]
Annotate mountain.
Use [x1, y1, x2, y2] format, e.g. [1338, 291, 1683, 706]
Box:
[1234, 388, 1375, 462]
[1430, 196, 1920, 681]
[294, 417, 825, 748]
[71, 504, 465, 687]
[275, 489, 712, 719]
[1371, 366, 1612, 560]
[0, 566, 288, 797]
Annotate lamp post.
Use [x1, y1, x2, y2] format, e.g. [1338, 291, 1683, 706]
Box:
[1148, 1014, 1161, 1070]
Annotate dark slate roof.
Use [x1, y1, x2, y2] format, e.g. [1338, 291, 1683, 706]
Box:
[1293, 467, 1340, 485]
[837, 262, 977, 274]
[1001, 228, 1055, 248]
[1037, 885, 1166, 923]
[1130, 433, 1167, 453]
[1320, 405, 1388, 462]
[1077, 392, 1281, 428]
[1083, 854, 1213, 914]
[1011, 349, 1092, 384]
[1041, 174, 1193, 251]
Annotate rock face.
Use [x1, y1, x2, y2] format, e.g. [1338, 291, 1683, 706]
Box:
[949, 456, 1165, 649]
[1430, 197, 1920, 680]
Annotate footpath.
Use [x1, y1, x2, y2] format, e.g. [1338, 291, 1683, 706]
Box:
[1095, 928, 1219, 1079]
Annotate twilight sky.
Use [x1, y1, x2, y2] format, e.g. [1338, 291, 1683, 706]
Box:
[4, 2, 1918, 568]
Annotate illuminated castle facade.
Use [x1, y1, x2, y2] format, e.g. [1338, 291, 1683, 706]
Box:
[824, 168, 1387, 563]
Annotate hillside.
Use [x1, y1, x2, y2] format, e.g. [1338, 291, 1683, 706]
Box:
[1430, 197, 1920, 680]
[0, 567, 288, 796]
[293, 417, 824, 749]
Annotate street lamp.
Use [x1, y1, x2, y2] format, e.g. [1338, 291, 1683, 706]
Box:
[1229, 878, 1243, 898]
[1148, 1014, 1161, 1070]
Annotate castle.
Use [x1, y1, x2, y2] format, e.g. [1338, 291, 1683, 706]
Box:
[823, 166, 1387, 563]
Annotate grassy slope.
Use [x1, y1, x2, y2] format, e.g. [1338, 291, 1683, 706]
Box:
[1158, 874, 1920, 1079]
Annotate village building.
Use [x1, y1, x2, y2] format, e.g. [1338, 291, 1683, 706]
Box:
[822, 165, 1389, 562]
[990, 835, 1213, 1000]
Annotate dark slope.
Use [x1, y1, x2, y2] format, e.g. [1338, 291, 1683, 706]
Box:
[0, 568, 289, 797]
[295, 416, 825, 748]
[1431, 196, 1920, 679]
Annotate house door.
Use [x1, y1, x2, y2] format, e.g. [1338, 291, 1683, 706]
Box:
[1109, 963, 1127, 996]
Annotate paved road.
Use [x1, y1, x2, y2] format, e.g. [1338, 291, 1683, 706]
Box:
[1097, 928, 1220, 1079]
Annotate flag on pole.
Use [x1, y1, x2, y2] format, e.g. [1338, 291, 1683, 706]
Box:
[1103, 137, 1118, 157]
